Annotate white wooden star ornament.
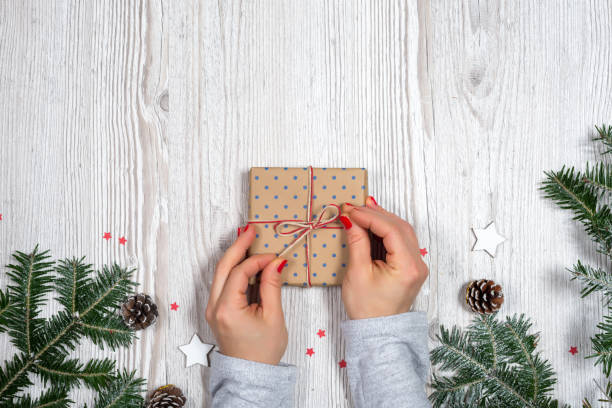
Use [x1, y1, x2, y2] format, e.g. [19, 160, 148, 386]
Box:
[179, 333, 216, 367]
[472, 222, 506, 257]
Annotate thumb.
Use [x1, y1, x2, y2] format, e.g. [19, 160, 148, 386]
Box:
[260, 257, 287, 319]
[339, 206, 372, 272]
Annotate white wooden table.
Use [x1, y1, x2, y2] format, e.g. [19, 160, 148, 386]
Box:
[0, 1, 609, 405]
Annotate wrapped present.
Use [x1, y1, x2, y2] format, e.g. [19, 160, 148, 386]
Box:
[247, 166, 368, 287]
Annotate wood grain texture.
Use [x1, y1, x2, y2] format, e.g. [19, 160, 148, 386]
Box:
[1, 0, 611, 406]
[0, 0, 168, 405]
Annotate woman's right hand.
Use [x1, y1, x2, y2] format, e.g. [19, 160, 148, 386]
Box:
[339, 196, 428, 320]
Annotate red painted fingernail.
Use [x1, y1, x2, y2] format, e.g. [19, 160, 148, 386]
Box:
[368, 196, 378, 206]
[244, 224, 250, 232]
[339, 215, 352, 230]
[277, 259, 288, 273]
[237, 227, 241, 237]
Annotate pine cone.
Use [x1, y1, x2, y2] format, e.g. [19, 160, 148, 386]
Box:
[465, 279, 504, 314]
[121, 293, 158, 330]
[147, 385, 186, 408]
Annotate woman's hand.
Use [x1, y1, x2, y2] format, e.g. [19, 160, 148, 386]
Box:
[339, 196, 428, 320]
[205, 225, 289, 365]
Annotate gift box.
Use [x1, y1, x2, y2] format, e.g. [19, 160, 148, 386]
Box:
[247, 166, 368, 287]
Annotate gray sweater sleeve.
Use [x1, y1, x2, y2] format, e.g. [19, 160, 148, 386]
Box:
[209, 351, 297, 407]
[208, 312, 429, 407]
[340, 311, 430, 408]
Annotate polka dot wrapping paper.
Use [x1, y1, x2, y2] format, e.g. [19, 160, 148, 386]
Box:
[248, 166, 368, 287]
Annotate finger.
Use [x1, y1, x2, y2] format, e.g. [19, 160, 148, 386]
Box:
[220, 253, 276, 308]
[259, 258, 287, 319]
[210, 224, 256, 306]
[365, 196, 418, 244]
[338, 212, 373, 271]
[343, 205, 412, 269]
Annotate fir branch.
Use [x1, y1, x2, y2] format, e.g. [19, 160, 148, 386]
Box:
[10, 386, 71, 408]
[594, 124, 612, 155]
[80, 264, 137, 319]
[583, 162, 612, 196]
[571, 261, 612, 301]
[583, 380, 612, 407]
[32, 311, 81, 359]
[54, 258, 93, 315]
[0, 289, 10, 333]
[542, 166, 612, 255]
[35, 357, 115, 392]
[0, 248, 146, 405]
[91, 370, 145, 408]
[5, 246, 55, 354]
[430, 314, 562, 408]
[588, 310, 612, 376]
[77, 316, 133, 350]
[0, 353, 33, 402]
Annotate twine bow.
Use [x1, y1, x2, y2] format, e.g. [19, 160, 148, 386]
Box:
[275, 204, 341, 258]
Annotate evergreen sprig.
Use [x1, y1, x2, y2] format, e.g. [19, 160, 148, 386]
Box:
[430, 313, 566, 408]
[542, 125, 612, 406]
[0, 247, 145, 407]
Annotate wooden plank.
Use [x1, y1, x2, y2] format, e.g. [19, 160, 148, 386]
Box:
[0, 0, 167, 405]
[425, 1, 612, 404]
[169, 0, 430, 406]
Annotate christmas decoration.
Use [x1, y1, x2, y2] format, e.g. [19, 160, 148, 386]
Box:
[465, 279, 504, 314]
[179, 334, 215, 367]
[121, 293, 159, 331]
[471, 222, 506, 257]
[146, 384, 187, 408]
[430, 313, 565, 407]
[0, 247, 146, 406]
[247, 166, 368, 287]
[542, 124, 612, 405]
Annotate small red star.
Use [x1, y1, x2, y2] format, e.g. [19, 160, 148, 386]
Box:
[306, 348, 315, 357]
[118, 236, 127, 245]
[420, 248, 428, 256]
[338, 359, 347, 368]
[569, 346, 578, 355]
[317, 329, 326, 338]
[0, 214, 3, 221]
[103, 232, 112, 241]
[170, 302, 179, 311]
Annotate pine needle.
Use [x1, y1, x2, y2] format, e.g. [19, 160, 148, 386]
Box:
[430, 314, 565, 408]
[541, 124, 612, 405]
[0, 249, 145, 406]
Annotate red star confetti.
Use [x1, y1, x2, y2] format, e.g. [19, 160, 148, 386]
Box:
[306, 348, 315, 357]
[338, 359, 347, 368]
[0, 214, 3, 221]
[420, 248, 428, 256]
[569, 346, 578, 355]
[103, 232, 112, 241]
[118, 236, 127, 245]
[170, 302, 179, 311]
[317, 329, 326, 338]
